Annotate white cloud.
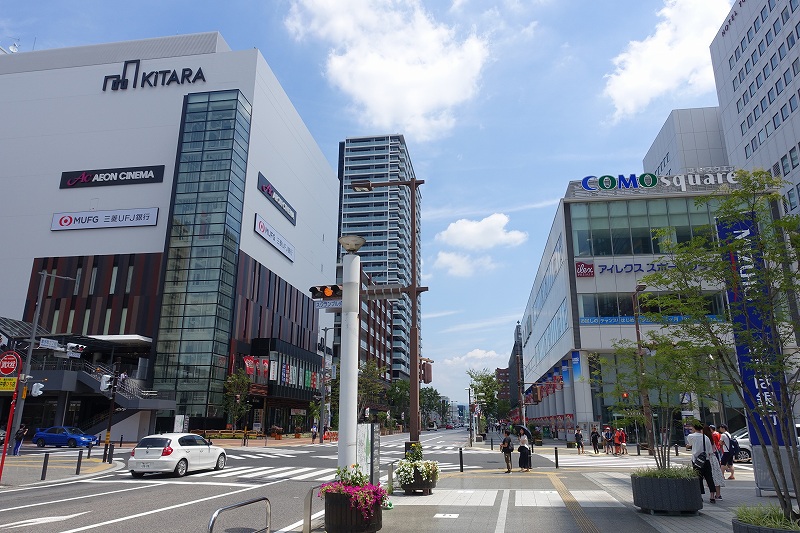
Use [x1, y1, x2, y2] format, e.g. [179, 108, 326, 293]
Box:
[285, 0, 490, 140]
[439, 313, 519, 334]
[423, 310, 461, 319]
[423, 198, 559, 221]
[443, 348, 504, 368]
[603, 0, 731, 122]
[433, 251, 497, 277]
[435, 213, 527, 250]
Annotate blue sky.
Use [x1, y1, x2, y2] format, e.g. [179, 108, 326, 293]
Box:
[1, 0, 733, 404]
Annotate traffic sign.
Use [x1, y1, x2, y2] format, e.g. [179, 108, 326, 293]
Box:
[0, 352, 18, 376]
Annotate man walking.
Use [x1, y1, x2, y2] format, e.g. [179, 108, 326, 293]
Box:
[501, 429, 513, 473]
[719, 423, 735, 480]
[12, 424, 27, 455]
[311, 423, 318, 444]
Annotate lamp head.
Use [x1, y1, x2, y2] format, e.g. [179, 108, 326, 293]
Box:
[338, 235, 366, 252]
[635, 283, 647, 292]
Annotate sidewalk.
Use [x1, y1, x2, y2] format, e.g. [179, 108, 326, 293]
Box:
[371, 435, 769, 533]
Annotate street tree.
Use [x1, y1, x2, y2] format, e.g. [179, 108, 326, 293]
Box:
[223, 369, 252, 430]
[420, 386, 441, 426]
[641, 169, 800, 522]
[386, 379, 410, 424]
[466, 368, 500, 422]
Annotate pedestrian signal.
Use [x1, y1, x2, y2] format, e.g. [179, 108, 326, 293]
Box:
[309, 285, 343, 299]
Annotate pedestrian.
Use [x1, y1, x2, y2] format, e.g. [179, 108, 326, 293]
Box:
[119, 371, 128, 387]
[12, 424, 27, 455]
[575, 428, 585, 454]
[501, 429, 513, 473]
[590, 427, 601, 454]
[613, 428, 622, 455]
[517, 428, 531, 471]
[687, 422, 717, 503]
[709, 424, 721, 460]
[322, 425, 328, 443]
[603, 426, 614, 454]
[703, 425, 725, 501]
[619, 428, 628, 455]
[311, 423, 318, 444]
[719, 423, 735, 480]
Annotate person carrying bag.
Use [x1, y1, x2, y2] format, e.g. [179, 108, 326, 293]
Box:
[501, 429, 513, 473]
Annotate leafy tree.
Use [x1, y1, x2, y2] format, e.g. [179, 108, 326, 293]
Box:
[466, 368, 500, 420]
[308, 400, 321, 427]
[223, 369, 252, 430]
[386, 379, 410, 425]
[420, 386, 441, 426]
[496, 399, 511, 420]
[358, 360, 388, 418]
[640, 169, 800, 522]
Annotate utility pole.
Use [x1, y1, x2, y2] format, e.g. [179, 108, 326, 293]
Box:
[103, 358, 121, 461]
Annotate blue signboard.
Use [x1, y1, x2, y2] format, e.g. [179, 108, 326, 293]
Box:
[717, 215, 784, 446]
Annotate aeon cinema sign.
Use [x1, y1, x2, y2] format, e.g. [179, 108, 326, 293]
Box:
[575, 262, 594, 278]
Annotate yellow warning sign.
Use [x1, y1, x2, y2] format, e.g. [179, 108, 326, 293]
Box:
[0, 377, 17, 392]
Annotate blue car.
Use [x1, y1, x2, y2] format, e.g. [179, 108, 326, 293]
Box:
[32, 426, 99, 448]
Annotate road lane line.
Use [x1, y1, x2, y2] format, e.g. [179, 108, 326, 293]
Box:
[57, 480, 286, 533]
[493, 489, 510, 533]
[0, 484, 159, 513]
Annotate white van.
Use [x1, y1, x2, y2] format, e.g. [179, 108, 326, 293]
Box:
[427, 422, 438, 431]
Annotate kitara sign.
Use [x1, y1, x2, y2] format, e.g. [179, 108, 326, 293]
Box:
[581, 172, 738, 192]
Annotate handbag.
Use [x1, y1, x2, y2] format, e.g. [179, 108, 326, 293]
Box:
[692, 436, 708, 470]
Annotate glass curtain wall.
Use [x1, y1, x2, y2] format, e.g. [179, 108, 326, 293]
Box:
[154, 90, 252, 423]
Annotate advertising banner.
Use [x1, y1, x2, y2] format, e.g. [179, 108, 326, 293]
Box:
[52, 207, 158, 231]
[717, 215, 785, 445]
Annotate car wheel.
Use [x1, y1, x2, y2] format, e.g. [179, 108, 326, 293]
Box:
[36, 438, 46, 447]
[214, 454, 226, 471]
[130, 471, 145, 478]
[67, 439, 77, 448]
[173, 459, 188, 477]
[735, 449, 752, 462]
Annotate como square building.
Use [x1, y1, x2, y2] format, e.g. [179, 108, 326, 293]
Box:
[0, 33, 339, 438]
[520, 170, 746, 442]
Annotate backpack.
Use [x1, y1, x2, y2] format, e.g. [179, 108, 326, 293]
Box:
[729, 435, 740, 456]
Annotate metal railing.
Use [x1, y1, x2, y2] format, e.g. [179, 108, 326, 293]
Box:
[208, 496, 271, 533]
[303, 484, 324, 533]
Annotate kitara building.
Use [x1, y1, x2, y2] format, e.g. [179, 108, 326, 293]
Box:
[0, 32, 339, 437]
[520, 168, 744, 441]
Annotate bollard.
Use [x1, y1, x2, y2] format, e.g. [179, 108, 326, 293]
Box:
[119, 435, 123, 448]
[491, 438, 494, 451]
[76, 450, 83, 475]
[459, 448, 464, 472]
[554, 447, 559, 469]
[108, 444, 115, 464]
[102, 444, 108, 463]
[387, 462, 394, 495]
[674, 444, 679, 456]
[637, 443, 641, 456]
[41, 453, 50, 480]
[87, 444, 92, 459]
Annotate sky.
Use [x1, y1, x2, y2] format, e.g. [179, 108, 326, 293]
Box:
[0, 0, 734, 406]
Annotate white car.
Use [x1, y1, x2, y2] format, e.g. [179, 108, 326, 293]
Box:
[128, 433, 226, 478]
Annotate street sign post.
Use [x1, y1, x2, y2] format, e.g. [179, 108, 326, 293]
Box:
[0, 351, 23, 484]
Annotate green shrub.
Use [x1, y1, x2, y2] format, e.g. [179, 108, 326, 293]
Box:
[631, 465, 696, 479]
[735, 505, 800, 530]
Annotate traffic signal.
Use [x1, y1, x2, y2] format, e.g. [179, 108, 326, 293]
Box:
[67, 343, 87, 357]
[30, 383, 44, 396]
[309, 285, 343, 299]
[420, 361, 432, 383]
[622, 391, 629, 400]
[99, 374, 112, 391]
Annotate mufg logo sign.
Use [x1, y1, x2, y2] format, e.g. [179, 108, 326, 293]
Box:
[581, 172, 738, 192]
[102, 59, 206, 92]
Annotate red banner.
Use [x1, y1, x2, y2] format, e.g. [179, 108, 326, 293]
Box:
[260, 358, 269, 377]
[243, 356, 256, 375]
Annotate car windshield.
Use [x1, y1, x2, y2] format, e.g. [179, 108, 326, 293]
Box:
[137, 437, 170, 448]
[66, 427, 84, 434]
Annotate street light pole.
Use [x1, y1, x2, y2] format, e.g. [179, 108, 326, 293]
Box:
[633, 282, 656, 455]
[466, 387, 473, 447]
[350, 178, 427, 443]
[11, 270, 74, 439]
[320, 326, 333, 430]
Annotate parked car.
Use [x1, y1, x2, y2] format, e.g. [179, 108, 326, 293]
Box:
[32, 426, 99, 448]
[427, 422, 438, 431]
[728, 424, 800, 463]
[445, 424, 454, 429]
[128, 433, 226, 478]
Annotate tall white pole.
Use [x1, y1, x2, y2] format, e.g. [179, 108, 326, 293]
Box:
[338, 252, 360, 469]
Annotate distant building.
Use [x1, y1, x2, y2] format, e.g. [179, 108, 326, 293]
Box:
[337, 135, 422, 381]
[495, 367, 510, 401]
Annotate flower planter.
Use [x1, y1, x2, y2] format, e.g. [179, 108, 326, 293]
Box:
[270, 433, 282, 440]
[732, 518, 797, 533]
[295, 433, 302, 438]
[401, 466, 438, 495]
[631, 475, 702, 514]
[324, 492, 382, 533]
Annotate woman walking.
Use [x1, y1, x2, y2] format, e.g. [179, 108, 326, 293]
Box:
[518, 428, 531, 471]
[703, 425, 725, 500]
[687, 422, 717, 503]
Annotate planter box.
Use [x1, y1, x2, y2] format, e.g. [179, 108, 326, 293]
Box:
[566, 442, 576, 449]
[324, 492, 382, 533]
[401, 466, 438, 495]
[732, 518, 796, 533]
[534, 439, 543, 446]
[631, 475, 702, 514]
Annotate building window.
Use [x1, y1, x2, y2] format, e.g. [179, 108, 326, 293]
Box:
[754, 105, 762, 120]
[748, 113, 755, 127]
[789, 32, 797, 49]
[785, 68, 793, 85]
[777, 77, 785, 94]
[738, 98, 744, 112]
[769, 87, 777, 103]
[752, 137, 759, 152]
[759, 128, 767, 144]
[750, 82, 757, 96]
[790, 93, 798, 111]
[764, 61, 772, 78]
[789, 188, 799, 210]
[774, 113, 782, 129]
[782, 103, 790, 120]
[744, 90, 751, 104]
[766, 119, 775, 136]
[767, 29, 774, 46]
[746, 144, 753, 158]
[756, 16, 763, 32]
[742, 36, 749, 52]
[791, 146, 799, 168]
[772, 54, 779, 70]
[774, 18, 783, 35]
[762, 96, 769, 111]
[780, 42, 788, 60]
[794, 58, 800, 76]
[741, 121, 748, 135]
[757, 72, 764, 88]
[763, 5, 770, 22]
[782, 7, 790, 24]
[730, 55, 736, 70]
[746, 58, 752, 74]
[793, 0, 799, 12]
[782, 154, 791, 175]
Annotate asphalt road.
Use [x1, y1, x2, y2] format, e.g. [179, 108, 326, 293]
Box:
[0, 428, 482, 532]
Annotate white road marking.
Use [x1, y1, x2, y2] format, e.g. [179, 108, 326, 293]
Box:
[57, 480, 286, 532]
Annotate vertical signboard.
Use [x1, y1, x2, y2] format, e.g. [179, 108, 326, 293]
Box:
[717, 215, 785, 446]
